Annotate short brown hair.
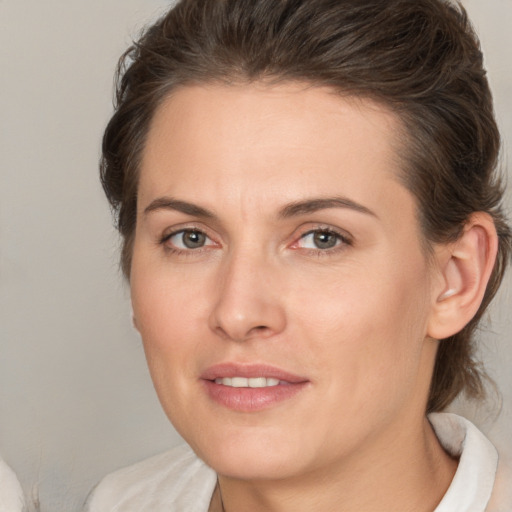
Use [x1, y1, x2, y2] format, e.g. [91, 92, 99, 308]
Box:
[101, 0, 511, 412]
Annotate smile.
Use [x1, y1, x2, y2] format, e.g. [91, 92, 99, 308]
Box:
[202, 364, 309, 412]
[214, 377, 280, 388]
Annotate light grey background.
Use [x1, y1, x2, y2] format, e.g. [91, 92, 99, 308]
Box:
[0, 1, 510, 511]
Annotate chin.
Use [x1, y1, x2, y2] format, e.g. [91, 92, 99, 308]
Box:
[185, 425, 310, 481]
[203, 449, 300, 481]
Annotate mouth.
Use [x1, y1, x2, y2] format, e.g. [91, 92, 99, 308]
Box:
[201, 363, 309, 412]
[214, 377, 280, 388]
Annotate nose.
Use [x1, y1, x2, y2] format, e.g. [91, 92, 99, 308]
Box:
[208, 251, 287, 342]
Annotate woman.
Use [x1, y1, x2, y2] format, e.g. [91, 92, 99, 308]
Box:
[86, 0, 511, 510]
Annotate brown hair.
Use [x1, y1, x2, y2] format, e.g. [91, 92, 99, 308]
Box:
[101, 0, 511, 412]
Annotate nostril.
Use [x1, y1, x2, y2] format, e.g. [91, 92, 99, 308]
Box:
[251, 326, 270, 334]
[247, 325, 271, 338]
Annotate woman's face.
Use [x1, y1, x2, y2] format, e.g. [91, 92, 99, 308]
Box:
[131, 83, 442, 480]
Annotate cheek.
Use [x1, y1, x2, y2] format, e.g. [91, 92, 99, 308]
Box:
[291, 259, 432, 391]
[130, 263, 208, 425]
[131, 254, 206, 336]
[129, 257, 209, 392]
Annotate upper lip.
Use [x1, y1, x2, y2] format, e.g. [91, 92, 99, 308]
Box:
[201, 363, 308, 384]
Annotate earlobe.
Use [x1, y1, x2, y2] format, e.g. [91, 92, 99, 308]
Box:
[427, 213, 498, 340]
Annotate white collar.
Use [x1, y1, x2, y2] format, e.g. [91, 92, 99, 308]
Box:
[429, 413, 498, 512]
[0, 458, 24, 512]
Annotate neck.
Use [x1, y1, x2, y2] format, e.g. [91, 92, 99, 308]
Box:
[215, 415, 457, 512]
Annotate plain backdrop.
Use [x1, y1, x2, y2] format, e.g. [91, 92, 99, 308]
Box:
[1, 1, 511, 511]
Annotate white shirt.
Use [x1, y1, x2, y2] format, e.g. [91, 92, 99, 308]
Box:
[0, 458, 24, 512]
[85, 413, 511, 511]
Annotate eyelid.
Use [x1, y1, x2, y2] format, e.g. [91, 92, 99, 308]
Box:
[168, 230, 216, 248]
[157, 222, 352, 255]
[159, 224, 221, 253]
[161, 228, 213, 243]
[160, 221, 215, 241]
[289, 225, 353, 251]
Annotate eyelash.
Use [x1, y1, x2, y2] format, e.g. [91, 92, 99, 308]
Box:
[159, 228, 217, 256]
[158, 226, 352, 256]
[292, 227, 352, 256]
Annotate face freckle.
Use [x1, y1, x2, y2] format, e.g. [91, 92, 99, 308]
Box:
[130, 82, 439, 481]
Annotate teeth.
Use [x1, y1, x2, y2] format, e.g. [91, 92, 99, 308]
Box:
[214, 377, 280, 388]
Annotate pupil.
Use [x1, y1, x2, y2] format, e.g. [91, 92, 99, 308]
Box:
[314, 231, 337, 249]
[183, 231, 205, 249]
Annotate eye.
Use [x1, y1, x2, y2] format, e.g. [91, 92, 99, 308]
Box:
[296, 229, 347, 250]
[164, 229, 214, 250]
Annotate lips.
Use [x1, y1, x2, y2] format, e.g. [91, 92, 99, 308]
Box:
[214, 376, 280, 388]
[201, 363, 307, 382]
[201, 363, 309, 412]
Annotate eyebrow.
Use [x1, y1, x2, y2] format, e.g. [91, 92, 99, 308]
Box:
[143, 195, 377, 220]
[143, 197, 216, 218]
[279, 197, 377, 219]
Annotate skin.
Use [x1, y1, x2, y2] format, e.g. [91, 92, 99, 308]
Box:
[131, 83, 458, 511]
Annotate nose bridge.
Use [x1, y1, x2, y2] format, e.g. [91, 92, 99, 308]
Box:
[209, 242, 286, 341]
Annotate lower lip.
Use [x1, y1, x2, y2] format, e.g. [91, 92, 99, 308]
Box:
[202, 380, 308, 412]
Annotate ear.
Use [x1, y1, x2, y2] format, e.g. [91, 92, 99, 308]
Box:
[427, 213, 498, 340]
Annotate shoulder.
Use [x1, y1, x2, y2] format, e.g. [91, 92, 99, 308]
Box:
[0, 457, 24, 512]
[85, 444, 217, 512]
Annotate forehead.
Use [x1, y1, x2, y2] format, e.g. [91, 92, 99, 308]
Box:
[144, 82, 402, 160]
[139, 82, 411, 219]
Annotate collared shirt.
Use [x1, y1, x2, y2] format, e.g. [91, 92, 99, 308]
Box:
[429, 413, 504, 511]
[0, 458, 24, 512]
[85, 413, 511, 511]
